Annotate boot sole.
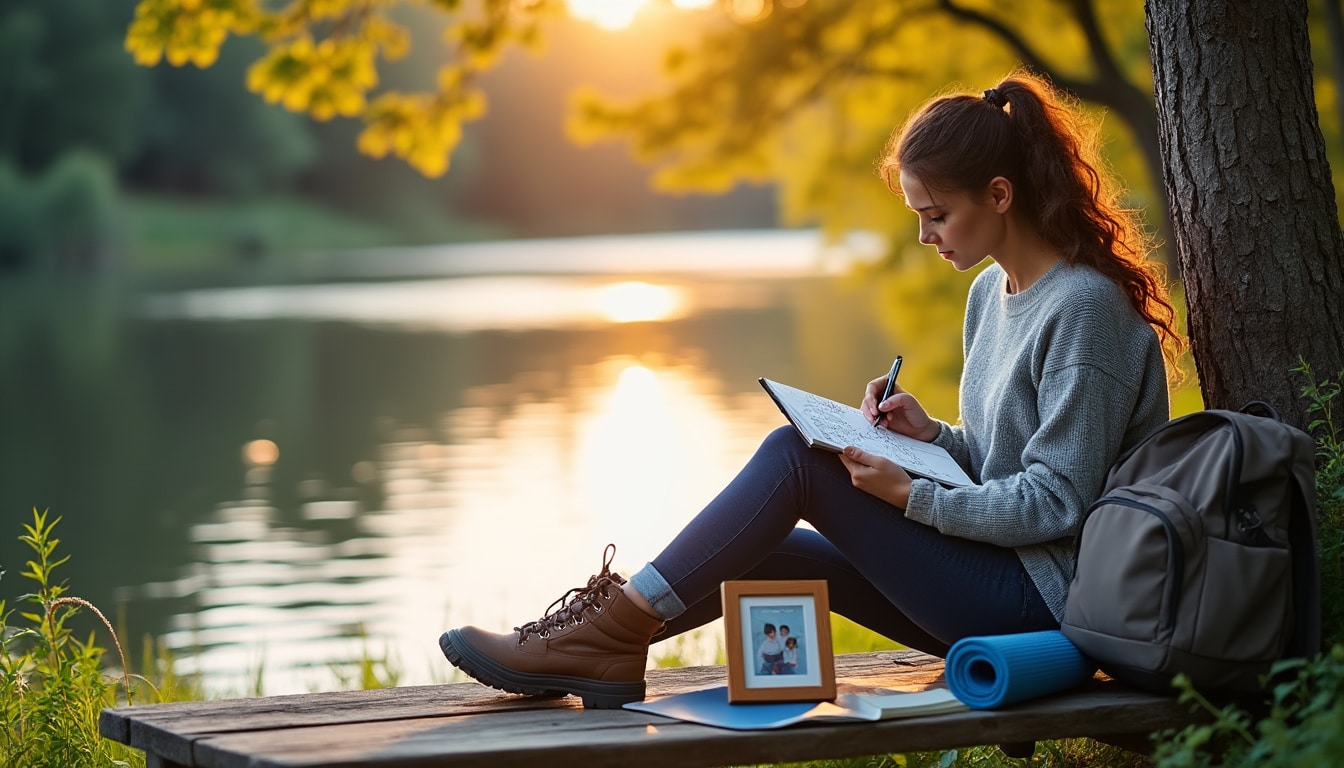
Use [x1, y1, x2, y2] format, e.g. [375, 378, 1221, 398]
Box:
[439, 629, 645, 709]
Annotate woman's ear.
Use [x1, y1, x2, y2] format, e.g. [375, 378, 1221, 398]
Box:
[988, 176, 1013, 213]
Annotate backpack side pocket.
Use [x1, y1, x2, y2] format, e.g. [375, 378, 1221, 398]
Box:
[1190, 536, 1292, 662]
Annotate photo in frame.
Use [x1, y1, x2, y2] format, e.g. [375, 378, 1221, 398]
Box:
[721, 580, 836, 703]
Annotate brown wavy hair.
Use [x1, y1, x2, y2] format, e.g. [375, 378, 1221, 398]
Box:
[879, 71, 1184, 374]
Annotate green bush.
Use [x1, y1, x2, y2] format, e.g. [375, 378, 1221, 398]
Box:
[36, 150, 121, 271]
[0, 152, 121, 275]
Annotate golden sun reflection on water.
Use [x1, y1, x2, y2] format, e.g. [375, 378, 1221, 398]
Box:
[597, 281, 684, 323]
[164, 357, 787, 694]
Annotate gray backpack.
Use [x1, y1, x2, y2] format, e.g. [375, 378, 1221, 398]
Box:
[1060, 403, 1321, 693]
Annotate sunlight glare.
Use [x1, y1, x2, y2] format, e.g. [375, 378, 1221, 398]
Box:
[728, 0, 770, 22]
[567, 0, 647, 30]
[242, 439, 279, 467]
[671, 0, 716, 7]
[597, 281, 683, 323]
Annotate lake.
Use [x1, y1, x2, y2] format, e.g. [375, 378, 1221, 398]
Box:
[0, 230, 968, 695]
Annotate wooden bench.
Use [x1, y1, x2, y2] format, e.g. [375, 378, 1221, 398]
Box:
[100, 650, 1201, 768]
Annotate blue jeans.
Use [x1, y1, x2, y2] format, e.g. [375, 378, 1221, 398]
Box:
[629, 426, 1057, 657]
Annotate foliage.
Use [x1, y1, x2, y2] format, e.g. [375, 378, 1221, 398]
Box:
[124, 0, 562, 177]
[119, 0, 1158, 193]
[0, 510, 147, 768]
[571, 0, 1159, 238]
[1151, 366, 1344, 767]
[1152, 649, 1344, 768]
[1294, 361, 1344, 650]
[0, 153, 121, 274]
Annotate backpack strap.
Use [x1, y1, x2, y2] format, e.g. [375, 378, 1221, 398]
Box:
[1287, 476, 1323, 658]
[1240, 400, 1282, 421]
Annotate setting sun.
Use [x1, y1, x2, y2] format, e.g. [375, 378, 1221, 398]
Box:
[566, 0, 647, 30]
[566, 0, 717, 30]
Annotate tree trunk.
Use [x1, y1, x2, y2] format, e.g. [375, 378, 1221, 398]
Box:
[1145, 0, 1344, 429]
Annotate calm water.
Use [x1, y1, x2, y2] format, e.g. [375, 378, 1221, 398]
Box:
[0, 230, 964, 695]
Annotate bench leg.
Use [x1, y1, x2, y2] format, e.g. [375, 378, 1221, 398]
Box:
[147, 755, 190, 768]
[998, 741, 1035, 759]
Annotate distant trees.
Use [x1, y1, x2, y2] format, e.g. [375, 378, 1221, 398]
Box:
[0, 0, 322, 271]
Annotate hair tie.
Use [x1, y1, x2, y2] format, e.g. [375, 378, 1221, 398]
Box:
[983, 88, 1007, 109]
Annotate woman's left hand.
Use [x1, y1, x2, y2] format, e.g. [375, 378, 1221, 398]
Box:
[838, 446, 913, 508]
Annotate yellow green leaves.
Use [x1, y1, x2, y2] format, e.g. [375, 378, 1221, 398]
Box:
[123, 0, 559, 177]
[125, 0, 258, 68]
[246, 35, 380, 120]
[357, 80, 485, 177]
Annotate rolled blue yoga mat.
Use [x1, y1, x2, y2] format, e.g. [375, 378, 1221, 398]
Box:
[946, 630, 1096, 709]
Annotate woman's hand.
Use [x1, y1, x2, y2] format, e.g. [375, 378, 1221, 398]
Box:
[861, 376, 940, 441]
[839, 446, 913, 508]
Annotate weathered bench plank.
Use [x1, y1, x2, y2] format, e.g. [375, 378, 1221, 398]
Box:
[101, 651, 1194, 768]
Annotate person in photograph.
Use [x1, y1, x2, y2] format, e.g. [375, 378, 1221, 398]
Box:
[757, 623, 783, 675]
[439, 70, 1180, 709]
[778, 637, 800, 674]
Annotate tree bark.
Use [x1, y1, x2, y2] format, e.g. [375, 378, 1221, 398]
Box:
[1146, 0, 1344, 428]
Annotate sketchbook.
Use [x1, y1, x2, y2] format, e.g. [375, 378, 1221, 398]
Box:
[624, 686, 967, 730]
[759, 378, 976, 488]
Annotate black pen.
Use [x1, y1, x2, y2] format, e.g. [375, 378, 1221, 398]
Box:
[874, 355, 903, 427]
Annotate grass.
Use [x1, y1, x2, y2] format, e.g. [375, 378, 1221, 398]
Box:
[116, 193, 502, 289]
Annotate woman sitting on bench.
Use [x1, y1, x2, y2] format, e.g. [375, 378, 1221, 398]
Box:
[438, 70, 1182, 710]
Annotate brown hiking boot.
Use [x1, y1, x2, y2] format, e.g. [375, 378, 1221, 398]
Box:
[439, 544, 665, 709]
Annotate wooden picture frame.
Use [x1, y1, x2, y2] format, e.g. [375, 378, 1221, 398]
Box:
[721, 579, 836, 703]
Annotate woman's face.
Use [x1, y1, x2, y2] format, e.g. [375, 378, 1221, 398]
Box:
[898, 169, 1007, 272]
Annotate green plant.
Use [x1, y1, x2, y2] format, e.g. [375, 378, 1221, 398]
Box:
[1295, 360, 1344, 506]
[1293, 361, 1344, 650]
[0, 510, 145, 768]
[1153, 648, 1344, 768]
[327, 625, 402, 690]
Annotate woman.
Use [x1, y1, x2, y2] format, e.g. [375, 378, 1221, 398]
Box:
[439, 71, 1183, 709]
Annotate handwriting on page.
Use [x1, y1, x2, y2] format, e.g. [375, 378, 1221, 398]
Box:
[796, 398, 936, 473]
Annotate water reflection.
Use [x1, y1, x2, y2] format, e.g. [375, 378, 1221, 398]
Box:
[148, 355, 786, 693]
[0, 231, 912, 696]
[141, 275, 706, 332]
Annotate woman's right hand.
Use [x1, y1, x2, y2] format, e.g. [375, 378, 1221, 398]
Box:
[862, 375, 939, 442]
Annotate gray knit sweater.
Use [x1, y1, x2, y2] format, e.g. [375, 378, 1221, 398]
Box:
[903, 260, 1169, 621]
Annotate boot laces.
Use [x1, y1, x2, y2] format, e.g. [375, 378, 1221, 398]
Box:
[516, 544, 623, 642]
